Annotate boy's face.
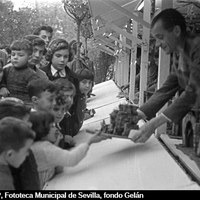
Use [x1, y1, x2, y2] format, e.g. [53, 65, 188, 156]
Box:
[64, 90, 74, 110]
[52, 104, 67, 123]
[79, 79, 92, 95]
[52, 49, 69, 71]
[46, 123, 62, 143]
[35, 90, 55, 112]
[29, 45, 45, 66]
[11, 50, 30, 68]
[6, 139, 33, 168]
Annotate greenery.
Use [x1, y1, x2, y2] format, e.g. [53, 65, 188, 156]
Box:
[0, 0, 116, 83]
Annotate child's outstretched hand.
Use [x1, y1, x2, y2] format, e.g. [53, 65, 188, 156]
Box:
[88, 130, 111, 145]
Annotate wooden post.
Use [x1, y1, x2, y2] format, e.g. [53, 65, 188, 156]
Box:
[129, 19, 138, 103]
[139, 0, 151, 106]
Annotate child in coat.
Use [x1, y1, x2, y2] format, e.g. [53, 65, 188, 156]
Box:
[0, 117, 35, 190]
[30, 110, 108, 189]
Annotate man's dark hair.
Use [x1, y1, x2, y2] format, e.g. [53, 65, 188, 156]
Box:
[33, 25, 53, 35]
[151, 8, 186, 36]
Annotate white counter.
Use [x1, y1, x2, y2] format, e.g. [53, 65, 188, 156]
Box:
[44, 80, 200, 190]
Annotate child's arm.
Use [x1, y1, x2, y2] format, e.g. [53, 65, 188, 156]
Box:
[42, 141, 90, 167]
[38, 134, 109, 167]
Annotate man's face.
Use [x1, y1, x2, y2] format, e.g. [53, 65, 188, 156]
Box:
[39, 30, 52, 47]
[52, 49, 69, 71]
[151, 20, 179, 54]
[29, 45, 45, 66]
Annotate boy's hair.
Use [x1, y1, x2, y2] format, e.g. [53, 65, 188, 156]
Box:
[27, 79, 57, 98]
[23, 35, 46, 48]
[23, 35, 47, 55]
[10, 39, 33, 55]
[33, 25, 53, 35]
[45, 38, 73, 62]
[54, 78, 76, 106]
[0, 99, 31, 120]
[29, 110, 54, 141]
[0, 117, 35, 154]
[75, 68, 94, 82]
[151, 8, 186, 36]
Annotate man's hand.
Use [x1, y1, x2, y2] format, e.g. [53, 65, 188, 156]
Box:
[128, 114, 168, 143]
[128, 122, 155, 143]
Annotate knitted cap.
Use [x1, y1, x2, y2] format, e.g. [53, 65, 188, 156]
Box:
[75, 68, 94, 81]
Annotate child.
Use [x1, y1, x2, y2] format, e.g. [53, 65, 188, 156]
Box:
[0, 117, 35, 190]
[0, 39, 39, 105]
[30, 110, 108, 189]
[59, 68, 95, 138]
[27, 78, 57, 112]
[53, 78, 76, 148]
[0, 98, 40, 190]
[23, 35, 48, 80]
[75, 68, 95, 119]
[40, 38, 77, 84]
[40, 38, 83, 136]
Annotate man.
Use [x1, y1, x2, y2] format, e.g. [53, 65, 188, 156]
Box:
[33, 25, 53, 47]
[129, 8, 200, 143]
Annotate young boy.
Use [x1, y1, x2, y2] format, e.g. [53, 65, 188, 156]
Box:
[75, 68, 96, 120]
[0, 39, 39, 105]
[23, 35, 48, 80]
[52, 78, 76, 148]
[27, 78, 57, 112]
[0, 98, 40, 190]
[0, 117, 35, 190]
[59, 68, 95, 138]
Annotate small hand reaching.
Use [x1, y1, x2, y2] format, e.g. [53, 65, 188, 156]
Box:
[88, 131, 111, 145]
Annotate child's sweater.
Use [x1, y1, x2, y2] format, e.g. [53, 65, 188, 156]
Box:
[31, 141, 89, 188]
[2, 65, 39, 104]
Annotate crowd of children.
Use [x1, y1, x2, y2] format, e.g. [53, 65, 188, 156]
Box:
[0, 25, 104, 190]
